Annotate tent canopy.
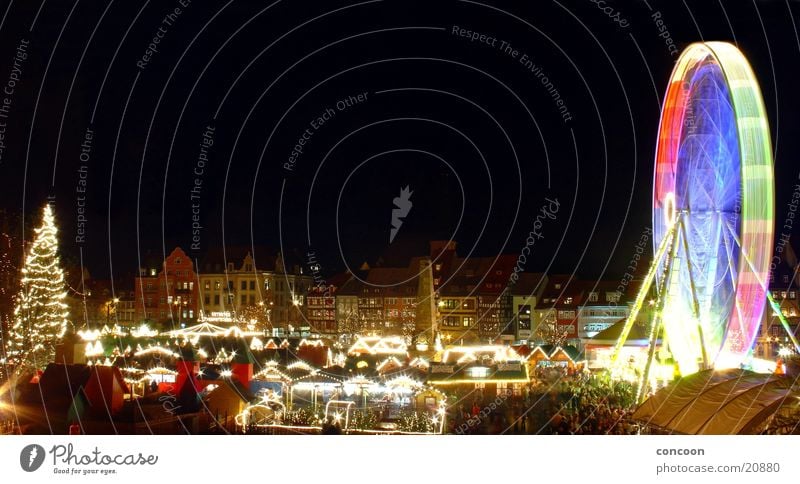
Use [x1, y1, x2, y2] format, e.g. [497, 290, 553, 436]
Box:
[633, 369, 798, 434]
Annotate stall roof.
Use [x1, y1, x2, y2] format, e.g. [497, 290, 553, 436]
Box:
[427, 361, 529, 385]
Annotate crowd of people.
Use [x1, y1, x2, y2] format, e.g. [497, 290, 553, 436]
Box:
[446, 369, 640, 435]
[540, 372, 638, 434]
[0, 419, 16, 435]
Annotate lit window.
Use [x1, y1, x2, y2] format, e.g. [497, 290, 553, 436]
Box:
[466, 367, 489, 378]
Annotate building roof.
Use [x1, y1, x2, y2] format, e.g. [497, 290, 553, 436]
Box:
[508, 272, 547, 297]
[325, 272, 354, 290]
[579, 280, 630, 306]
[136, 249, 165, 274]
[537, 344, 582, 361]
[535, 275, 582, 307]
[427, 361, 529, 384]
[633, 369, 800, 434]
[438, 254, 518, 295]
[769, 245, 800, 290]
[372, 234, 432, 268]
[37, 363, 129, 396]
[37, 364, 93, 400]
[334, 274, 368, 296]
[366, 265, 418, 289]
[588, 319, 660, 346]
[199, 246, 278, 273]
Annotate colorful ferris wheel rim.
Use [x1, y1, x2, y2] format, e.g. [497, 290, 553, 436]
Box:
[652, 42, 774, 374]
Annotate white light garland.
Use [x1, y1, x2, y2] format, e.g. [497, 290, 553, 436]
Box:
[131, 323, 159, 338]
[85, 341, 105, 357]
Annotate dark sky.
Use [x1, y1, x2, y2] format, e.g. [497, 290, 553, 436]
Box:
[0, 0, 798, 282]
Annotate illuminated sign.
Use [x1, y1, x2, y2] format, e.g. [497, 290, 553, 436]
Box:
[430, 364, 455, 374]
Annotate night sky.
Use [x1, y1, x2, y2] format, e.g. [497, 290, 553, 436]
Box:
[0, 0, 798, 282]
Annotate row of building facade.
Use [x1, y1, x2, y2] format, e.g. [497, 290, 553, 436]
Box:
[54, 239, 800, 354]
[63, 241, 645, 347]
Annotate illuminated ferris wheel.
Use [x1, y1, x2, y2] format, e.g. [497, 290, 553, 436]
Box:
[615, 42, 777, 378]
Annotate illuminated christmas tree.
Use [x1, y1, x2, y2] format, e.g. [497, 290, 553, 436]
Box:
[5, 204, 69, 374]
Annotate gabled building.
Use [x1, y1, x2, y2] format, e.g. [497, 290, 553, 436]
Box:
[197, 247, 274, 326]
[576, 280, 631, 340]
[534, 275, 583, 347]
[134, 247, 199, 329]
[328, 240, 541, 345]
[335, 274, 363, 341]
[306, 272, 351, 338]
[429, 243, 519, 344]
[196, 247, 312, 336]
[472, 255, 517, 343]
[508, 272, 548, 342]
[365, 262, 420, 337]
[758, 243, 800, 358]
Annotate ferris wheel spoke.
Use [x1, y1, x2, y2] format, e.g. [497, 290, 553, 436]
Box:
[678, 217, 709, 368]
[719, 219, 739, 296]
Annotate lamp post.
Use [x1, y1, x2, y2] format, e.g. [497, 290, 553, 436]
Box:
[258, 300, 271, 335]
[106, 297, 120, 325]
[173, 299, 182, 328]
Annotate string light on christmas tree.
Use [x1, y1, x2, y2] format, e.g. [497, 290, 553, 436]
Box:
[5, 204, 69, 374]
